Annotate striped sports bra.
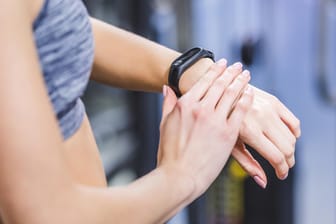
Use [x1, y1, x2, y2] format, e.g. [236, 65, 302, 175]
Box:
[33, 0, 94, 140]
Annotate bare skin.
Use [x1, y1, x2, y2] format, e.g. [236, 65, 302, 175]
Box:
[0, 11, 251, 222]
[34, 0, 300, 190]
[33, 0, 107, 188]
[63, 116, 107, 188]
[90, 18, 301, 186]
[0, 0, 300, 223]
[0, 1, 107, 223]
[29, 0, 300, 198]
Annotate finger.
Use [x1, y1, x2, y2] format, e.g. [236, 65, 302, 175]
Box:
[176, 100, 197, 148]
[265, 116, 297, 168]
[182, 59, 228, 102]
[227, 86, 254, 128]
[248, 132, 289, 180]
[160, 85, 177, 129]
[159, 100, 181, 158]
[287, 156, 295, 169]
[278, 101, 301, 138]
[200, 63, 245, 109]
[158, 86, 179, 163]
[216, 70, 251, 115]
[232, 140, 267, 188]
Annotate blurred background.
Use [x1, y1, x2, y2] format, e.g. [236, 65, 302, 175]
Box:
[81, 0, 336, 223]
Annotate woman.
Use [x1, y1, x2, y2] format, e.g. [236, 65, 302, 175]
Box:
[0, 0, 300, 223]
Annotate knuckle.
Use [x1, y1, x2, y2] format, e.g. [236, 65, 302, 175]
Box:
[192, 105, 207, 120]
[176, 100, 185, 110]
[278, 168, 289, 179]
[236, 99, 249, 112]
[239, 122, 250, 136]
[249, 105, 261, 117]
[284, 149, 294, 159]
[272, 154, 286, 167]
[290, 136, 297, 146]
[197, 108, 208, 121]
[248, 101, 265, 116]
[291, 157, 296, 167]
[240, 124, 260, 140]
[177, 101, 192, 116]
[294, 118, 301, 130]
[179, 98, 192, 109]
[224, 68, 235, 79]
[289, 158, 296, 168]
[191, 105, 201, 118]
[180, 92, 191, 102]
[225, 86, 236, 98]
[214, 77, 227, 88]
[236, 75, 246, 84]
[218, 127, 235, 141]
[276, 162, 289, 177]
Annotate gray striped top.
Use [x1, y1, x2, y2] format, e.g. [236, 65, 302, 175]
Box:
[33, 0, 94, 140]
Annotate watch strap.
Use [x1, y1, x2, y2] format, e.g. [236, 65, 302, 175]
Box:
[168, 47, 215, 97]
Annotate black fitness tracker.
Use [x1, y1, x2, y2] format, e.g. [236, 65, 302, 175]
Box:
[168, 47, 215, 97]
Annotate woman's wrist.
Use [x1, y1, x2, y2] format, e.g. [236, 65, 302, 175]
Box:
[157, 164, 196, 205]
[178, 58, 214, 94]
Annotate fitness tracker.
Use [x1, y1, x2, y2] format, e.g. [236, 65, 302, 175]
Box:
[168, 47, 215, 97]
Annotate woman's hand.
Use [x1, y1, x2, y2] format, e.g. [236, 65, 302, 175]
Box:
[232, 86, 301, 188]
[180, 60, 301, 189]
[157, 60, 254, 200]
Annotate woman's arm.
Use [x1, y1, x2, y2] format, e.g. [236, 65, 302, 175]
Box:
[0, 2, 254, 221]
[0, 2, 252, 224]
[0, 2, 193, 223]
[90, 18, 301, 186]
[90, 18, 213, 92]
[64, 60, 254, 224]
[0, 1, 78, 223]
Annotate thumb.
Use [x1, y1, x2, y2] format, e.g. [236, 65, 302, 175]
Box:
[158, 85, 178, 164]
[161, 85, 177, 123]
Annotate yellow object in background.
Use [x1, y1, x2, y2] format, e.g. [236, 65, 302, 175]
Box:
[228, 159, 248, 180]
[206, 158, 249, 224]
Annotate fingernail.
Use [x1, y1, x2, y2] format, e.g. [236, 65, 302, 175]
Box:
[281, 173, 288, 180]
[253, 176, 267, 189]
[217, 58, 227, 66]
[242, 70, 250, 78]
[233, 62, 243, 69]
[163, 85, 168, 97]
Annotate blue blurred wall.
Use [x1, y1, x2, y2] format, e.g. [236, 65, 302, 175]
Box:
[191, 0, 336, 223]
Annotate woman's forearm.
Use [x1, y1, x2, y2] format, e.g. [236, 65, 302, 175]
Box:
[74, 167, 194, 224]
[90, 18, 213, 93]
[3, 168, 193, 224]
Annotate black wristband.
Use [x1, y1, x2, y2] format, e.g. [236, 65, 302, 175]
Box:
[168, 47, 215, 97]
